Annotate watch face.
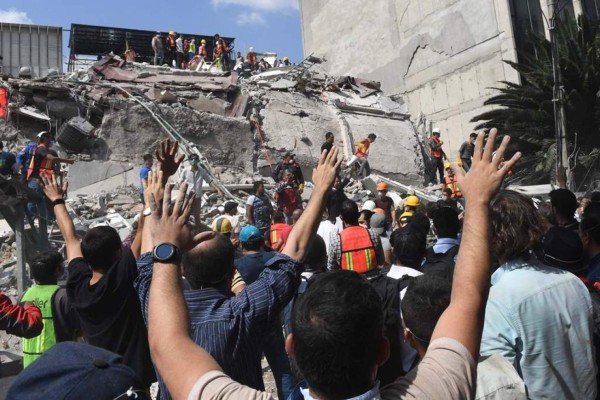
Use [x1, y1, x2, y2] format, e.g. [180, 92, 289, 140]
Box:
[155, 243, 175, 260]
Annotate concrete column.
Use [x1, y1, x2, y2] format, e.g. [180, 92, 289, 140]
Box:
[572, 0, 584, 16]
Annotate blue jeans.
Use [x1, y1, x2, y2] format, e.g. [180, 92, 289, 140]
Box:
[26, 178, 50, 223]
[263, 326, 293, 400]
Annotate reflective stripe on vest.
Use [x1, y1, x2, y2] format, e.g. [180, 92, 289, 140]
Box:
[270, 223, 287, 245]
[340, 226, 377, 273]
[21, 284, 59, 368]
[431, 137, 442, 158]
[26, 144, 53, 181]
[444, 176, 462, 198]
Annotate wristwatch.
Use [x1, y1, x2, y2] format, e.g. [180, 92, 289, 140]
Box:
[152, 243, 181, 264]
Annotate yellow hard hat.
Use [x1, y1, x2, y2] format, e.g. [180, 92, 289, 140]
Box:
[405, 195, 420, 207]
[201, 39, 206, 44]
[169, 31, 175, 35]
[444, 162, 451, 170]
[283, 56, 289, 61]
[399, 211, 413, 221]
[213, 217, 232, 235]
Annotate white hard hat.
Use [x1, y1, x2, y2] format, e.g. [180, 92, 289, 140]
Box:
[37, 131, 49, 138]
[362, 200, 376, 212]
[432, 127, 441, 134]
[249, 47, 254, 52]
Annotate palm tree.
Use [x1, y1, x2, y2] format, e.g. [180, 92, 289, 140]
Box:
[471, 16, 600, 190]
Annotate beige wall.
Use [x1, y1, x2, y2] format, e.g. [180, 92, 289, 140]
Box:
[300, 0, 520, 159]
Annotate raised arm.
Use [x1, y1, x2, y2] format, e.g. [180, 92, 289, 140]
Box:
[431, 129, 520, 358]
[0, 294, 42, 338]
[40, 173, 82, 261]
[283, 147, 341, 262]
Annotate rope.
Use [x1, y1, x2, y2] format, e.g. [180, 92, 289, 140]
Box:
[253, 121, 273, 173]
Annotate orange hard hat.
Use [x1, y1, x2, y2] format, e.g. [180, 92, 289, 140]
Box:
[376, 182, 389, 191]
[374, 208, 385, 215]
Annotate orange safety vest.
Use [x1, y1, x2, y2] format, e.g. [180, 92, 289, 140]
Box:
[0, 87, 7, 119]
[340, 226, 378, 273]
[26, 143, 53, 181]
[355, 139, 370, 158]
[270, 223, 288, 245]
[168, 36, 176, 49]
[430, 137, 443, 158]
[444, 176, 462, 198]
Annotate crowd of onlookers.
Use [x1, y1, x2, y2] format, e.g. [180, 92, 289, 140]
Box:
[2, 129, 600, 400]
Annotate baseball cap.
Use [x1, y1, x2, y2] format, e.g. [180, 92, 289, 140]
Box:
[7, 342, 148, 400]
[370, 213, 387, 235]
[240, 225, 262, 243]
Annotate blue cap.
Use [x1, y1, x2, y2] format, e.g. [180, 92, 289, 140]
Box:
[239, 225, 262, 242]
[7, 342, 148, 400]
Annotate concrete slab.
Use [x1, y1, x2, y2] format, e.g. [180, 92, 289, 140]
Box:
[68, 161, 135, 192]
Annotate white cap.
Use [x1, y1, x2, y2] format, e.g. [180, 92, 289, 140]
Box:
[249, 47, 254, 52]
[37, 131, 49, 138]
[361, 200, 376, 212]
[432, 127, 441, 134]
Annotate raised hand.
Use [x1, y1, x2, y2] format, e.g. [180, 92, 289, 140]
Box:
[312, 146, 342, 194]
[155, 139, 185, 182]
[144, 170, 165, 209]
[40, 173, 68, 202]
[451, 128, 521, 204]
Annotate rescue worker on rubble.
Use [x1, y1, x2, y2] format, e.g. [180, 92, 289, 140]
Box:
[188, 39, 196, 63]
[213, 41, 225, 70]
[397, 195, 420, 228]
[282, 57, 291, 66]
[273, 152, 304, 191]
[428, 128, 447, 185]
[214, 34, 230, 71]
[176, 35, 185, 69]
[247, 47, 257, 68]
[26, 131, 74, 225]
[374, 182, 395, 232]
[179, 154, 220, 224]
[442, 162, 463, 203]
[321, 132, 334, 155]
[458, 133, 477, 172]
[152, 32, 164, 66]
[275, 169, 302, 224]
[257, 58, 272, 72]
[347, 133, 377, 179]
[327, 200, 384, 275]
[167, 32, 177, 67]
[198, 39, 208, 60]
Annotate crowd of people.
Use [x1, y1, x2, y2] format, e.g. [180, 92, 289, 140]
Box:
[2, 126, 600, 400]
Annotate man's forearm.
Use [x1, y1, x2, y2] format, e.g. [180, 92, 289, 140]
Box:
[283, 186, 327, 261]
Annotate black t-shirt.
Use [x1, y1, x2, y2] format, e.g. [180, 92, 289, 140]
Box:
[66, 249, 156, 387]
[321, 142, 333, 155]
[375, 196, 395, 222]
[30, 145, 49, 178]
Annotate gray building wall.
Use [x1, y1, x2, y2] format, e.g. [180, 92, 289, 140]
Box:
[299, 0, 520, 158]
[0, 23, 63, 78]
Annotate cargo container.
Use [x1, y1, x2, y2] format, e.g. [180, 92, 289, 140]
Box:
[0, 22, 62, 78]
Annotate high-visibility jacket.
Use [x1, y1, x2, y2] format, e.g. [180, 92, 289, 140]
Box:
[340, 226, 378, 273]
[444, 176, 462, 198]
[188, 42, 196, 54]
[430, 137, 443, 159]
[21, 284, 59, 367]
[355, 139, 370, 158]
[270, 223, 288, 245]
[167, 35, 176, 49]
[26, 143, 52, 181]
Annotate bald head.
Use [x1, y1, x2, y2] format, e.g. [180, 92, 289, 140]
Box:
[292, 209, 303, 224]
[182, 230, 235, 289]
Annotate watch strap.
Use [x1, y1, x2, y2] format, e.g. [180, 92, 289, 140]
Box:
[52, 198, 66, 207]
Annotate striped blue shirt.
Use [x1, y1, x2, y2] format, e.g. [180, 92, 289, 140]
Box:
[135, 252, 301, 400]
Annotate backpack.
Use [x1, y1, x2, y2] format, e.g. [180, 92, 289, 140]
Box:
[421, 245, 459, 283]
[16, 143, 37, 171]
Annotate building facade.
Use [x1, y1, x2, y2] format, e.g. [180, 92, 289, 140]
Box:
[299, 0, 597, 157]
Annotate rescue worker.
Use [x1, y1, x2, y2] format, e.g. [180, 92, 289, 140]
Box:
[272, 152, 304, 190]
[282, 57, 291, 66]
[275, 169, 301, 224]
[213, 41, 224, 70]
[214, 34, 230, 71]
[327, 200, 384, 275]
[176, 35, 184, 69]
[270, 211, 288, 251]
[198, 39, 208, 60]
[428, 128, 447, 184]
[167, 31, 177, 67]
[21, 251, 79, 367]
[188, 39, 196, 62]
[396, 195, 420, 228]
[374, 182, 395, 231]
[458, 133, 477, 172]
[347, 133, 377, 179]
[152, 32, 164, 66]
[247, 47, 257, 68]
[321, 131, 335, 155]
[443, 162, 463, 201]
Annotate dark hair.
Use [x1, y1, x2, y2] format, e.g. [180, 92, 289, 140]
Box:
[591, 192, 600, 203]
[143, 154, 153, 162]
[292, 271, 383, 399]
[490, 190, 546, 263]
[425, 202, 439, 218]
[432, 207, 460, 239]
[30, 251, 63, 284]
[582, 207, 600, 244]
[273, 211, 286, 224]
[241, 237, 262, 251]
[325, 132, 333, 139]
[253, 181, 264, 194]
[401, 275, 451, 346]
[443, 188, 453, 196]
[341, 200, 359, 225]
[392, 225, 426, 268]
[469, 133, 478, 139]
[81, 226, 122, 271]
[0, 141, 3, 150]
[550, 189, 578, 219]
[304, 235, 327, 272]
[367, 133, 377, 140]
[183, 233, 235, 288]
[408, 212, 430, 236]
[360, 210, 374, 224]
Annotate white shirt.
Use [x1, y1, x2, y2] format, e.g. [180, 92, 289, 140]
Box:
[317, 220, 340, 255]
[176, 37, 183, 52]
[213, 214, 240, 234]
[179, 167, 211, 198]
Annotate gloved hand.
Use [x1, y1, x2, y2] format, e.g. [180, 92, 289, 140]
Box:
[299, 183, 305, 194]
[457, 159, 463, 168]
